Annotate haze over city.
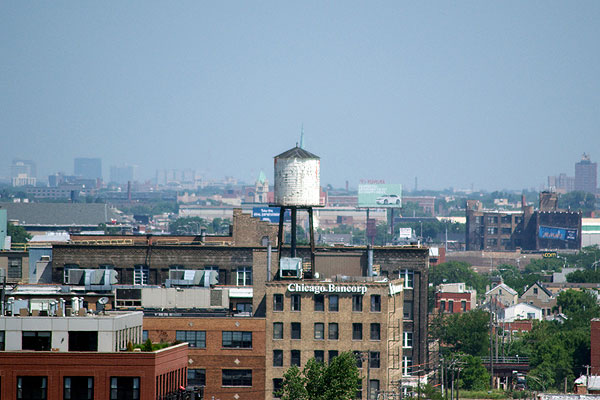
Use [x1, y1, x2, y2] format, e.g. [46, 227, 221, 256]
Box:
[2, 2, 599, 190]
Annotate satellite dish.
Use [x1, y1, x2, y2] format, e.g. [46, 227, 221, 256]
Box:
[98, 297, 109, 305]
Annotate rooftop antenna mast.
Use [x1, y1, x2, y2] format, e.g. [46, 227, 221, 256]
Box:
[299, 124, 305, 149]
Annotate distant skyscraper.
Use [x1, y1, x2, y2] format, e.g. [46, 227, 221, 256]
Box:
[10, 159, 37, 187]
[10, 159, 36, 179]
[575, 153, 597, 194]
[74, 158, 102, 180]
[110, 165, 136, 184]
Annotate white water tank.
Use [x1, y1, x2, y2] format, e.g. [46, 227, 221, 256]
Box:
[274, 146, 320, 206]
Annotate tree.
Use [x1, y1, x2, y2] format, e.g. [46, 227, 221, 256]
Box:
[7, 222, 31, 244]
[278, 352, 360, 400]
[432, 309, 490, 356]
[430, 261, 489, 296]
[558, 191, 597, 216]
[554, 289, 600, 329]
[459, 355, 490, 391]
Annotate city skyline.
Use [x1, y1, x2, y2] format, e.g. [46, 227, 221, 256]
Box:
[2, 2, 599, 191]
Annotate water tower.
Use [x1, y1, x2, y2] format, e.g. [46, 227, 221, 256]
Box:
[273, 145, 321, 277]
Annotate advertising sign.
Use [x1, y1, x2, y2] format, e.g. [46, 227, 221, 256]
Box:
[538, 226, 578, 241]
[252, 207, 290, 223]
[358, 184, 402, 208]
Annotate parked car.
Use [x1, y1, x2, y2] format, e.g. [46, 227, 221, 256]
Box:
[375, 194, 401, 205]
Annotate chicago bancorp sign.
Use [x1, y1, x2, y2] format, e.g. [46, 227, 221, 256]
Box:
[287, 283, 368, 295]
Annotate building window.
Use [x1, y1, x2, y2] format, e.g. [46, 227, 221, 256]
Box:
[328, 295, 339, 312]
[273, 378, 283, 398]
[22, 331, 51, 351]
[291, 322, 301, 339]
[273, 322, 283, 340]
[64, 377, 93, 400]
[352, 323, 363, 340]
[18, 376, 47, 400]
[291, 350, 301, 366]
[487, 216, 498, 224]
[486, 238, 498, 247]
[314, 294, 324, 311]
[187, 369, 206, 386]
[291, 294, 301, 311]
[369, 352, 380, 368]
[110, 377, 140, 400]
[273, 294, 284, 311]
[222, 370, 252, 387]
[68, 331, 98, 351]
[133, 264, 149, 285]
[314, 350, 324, 363]
[176, 331, 206, 348]
[403, 356, 413, 376]
[8, 257, 22, 279]
[487, 227, 498, 235]
[370, 295, 381, 312]
[352, 295, 363, 312]
[533, 287, 538, 295]
[222, 331, 252, 349]
[273, 350, 283, 367]
[328, 323, 339, 340]
[403, 331, 413, 348]
[0, 331, 4, 351]
[370, 323, 380, 341]
[368, 380, 380, 400]
[353, 351, 363, 368]
[461, 300, 467, 311]
[236, 266, 252, 286]
[314, 323, 324, 340]
[328, 350, 338, 363]
[399, 270, 414, 288]
[404, 301, 413, 320]
[440, 300, 446, 312]
[448, 300, 454, 313]
[142, 330, 148, 342]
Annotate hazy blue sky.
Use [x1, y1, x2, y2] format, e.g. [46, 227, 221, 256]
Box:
[1, 2, 599, 191]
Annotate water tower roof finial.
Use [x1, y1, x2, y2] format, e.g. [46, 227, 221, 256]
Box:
[274, 146, 319, 160]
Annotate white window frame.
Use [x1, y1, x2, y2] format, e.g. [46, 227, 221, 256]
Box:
[399, 269, 414, 289]
[133, 265, 149, 286]
[403, 331, 413, 348]
[236, 266, 252, 286]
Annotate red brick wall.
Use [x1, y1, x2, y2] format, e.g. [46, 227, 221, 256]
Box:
[144, 316, 266, 400]
[0, 343, 188, 400]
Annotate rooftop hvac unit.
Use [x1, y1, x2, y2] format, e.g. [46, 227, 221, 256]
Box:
[279, 257, 303, 279]
[68, 269, 85, 285]
[165, 270, 209, 287]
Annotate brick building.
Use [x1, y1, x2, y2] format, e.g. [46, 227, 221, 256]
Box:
[0, 311, 189, 400]
[265, 280, 404, 399]
[144, 316, 265, 400]
[466, 193, 582, 251]
[434, 283, 476, 314]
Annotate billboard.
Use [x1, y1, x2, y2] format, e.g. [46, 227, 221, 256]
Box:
[252, 207, 291, 223]
[538, 226, 578, 241]
[358, 184, 402, 208]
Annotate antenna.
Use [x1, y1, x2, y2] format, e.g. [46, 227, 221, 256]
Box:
[300, 124, 305, 149]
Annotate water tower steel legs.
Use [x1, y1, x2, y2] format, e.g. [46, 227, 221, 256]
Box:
[275, 206, 316, 278]
[291, 207, 297, 258]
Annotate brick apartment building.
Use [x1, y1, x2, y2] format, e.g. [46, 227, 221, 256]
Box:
[434, 283, 476, 314]
[265, 280, 404, 399]
[466, 192, 582, 251]
[144, 316, 265, 400]
[0, 310, 189, 400]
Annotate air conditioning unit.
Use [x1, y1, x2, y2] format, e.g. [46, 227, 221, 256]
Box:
[67, 269, 85, 285]
[279, 258, 303, 279]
